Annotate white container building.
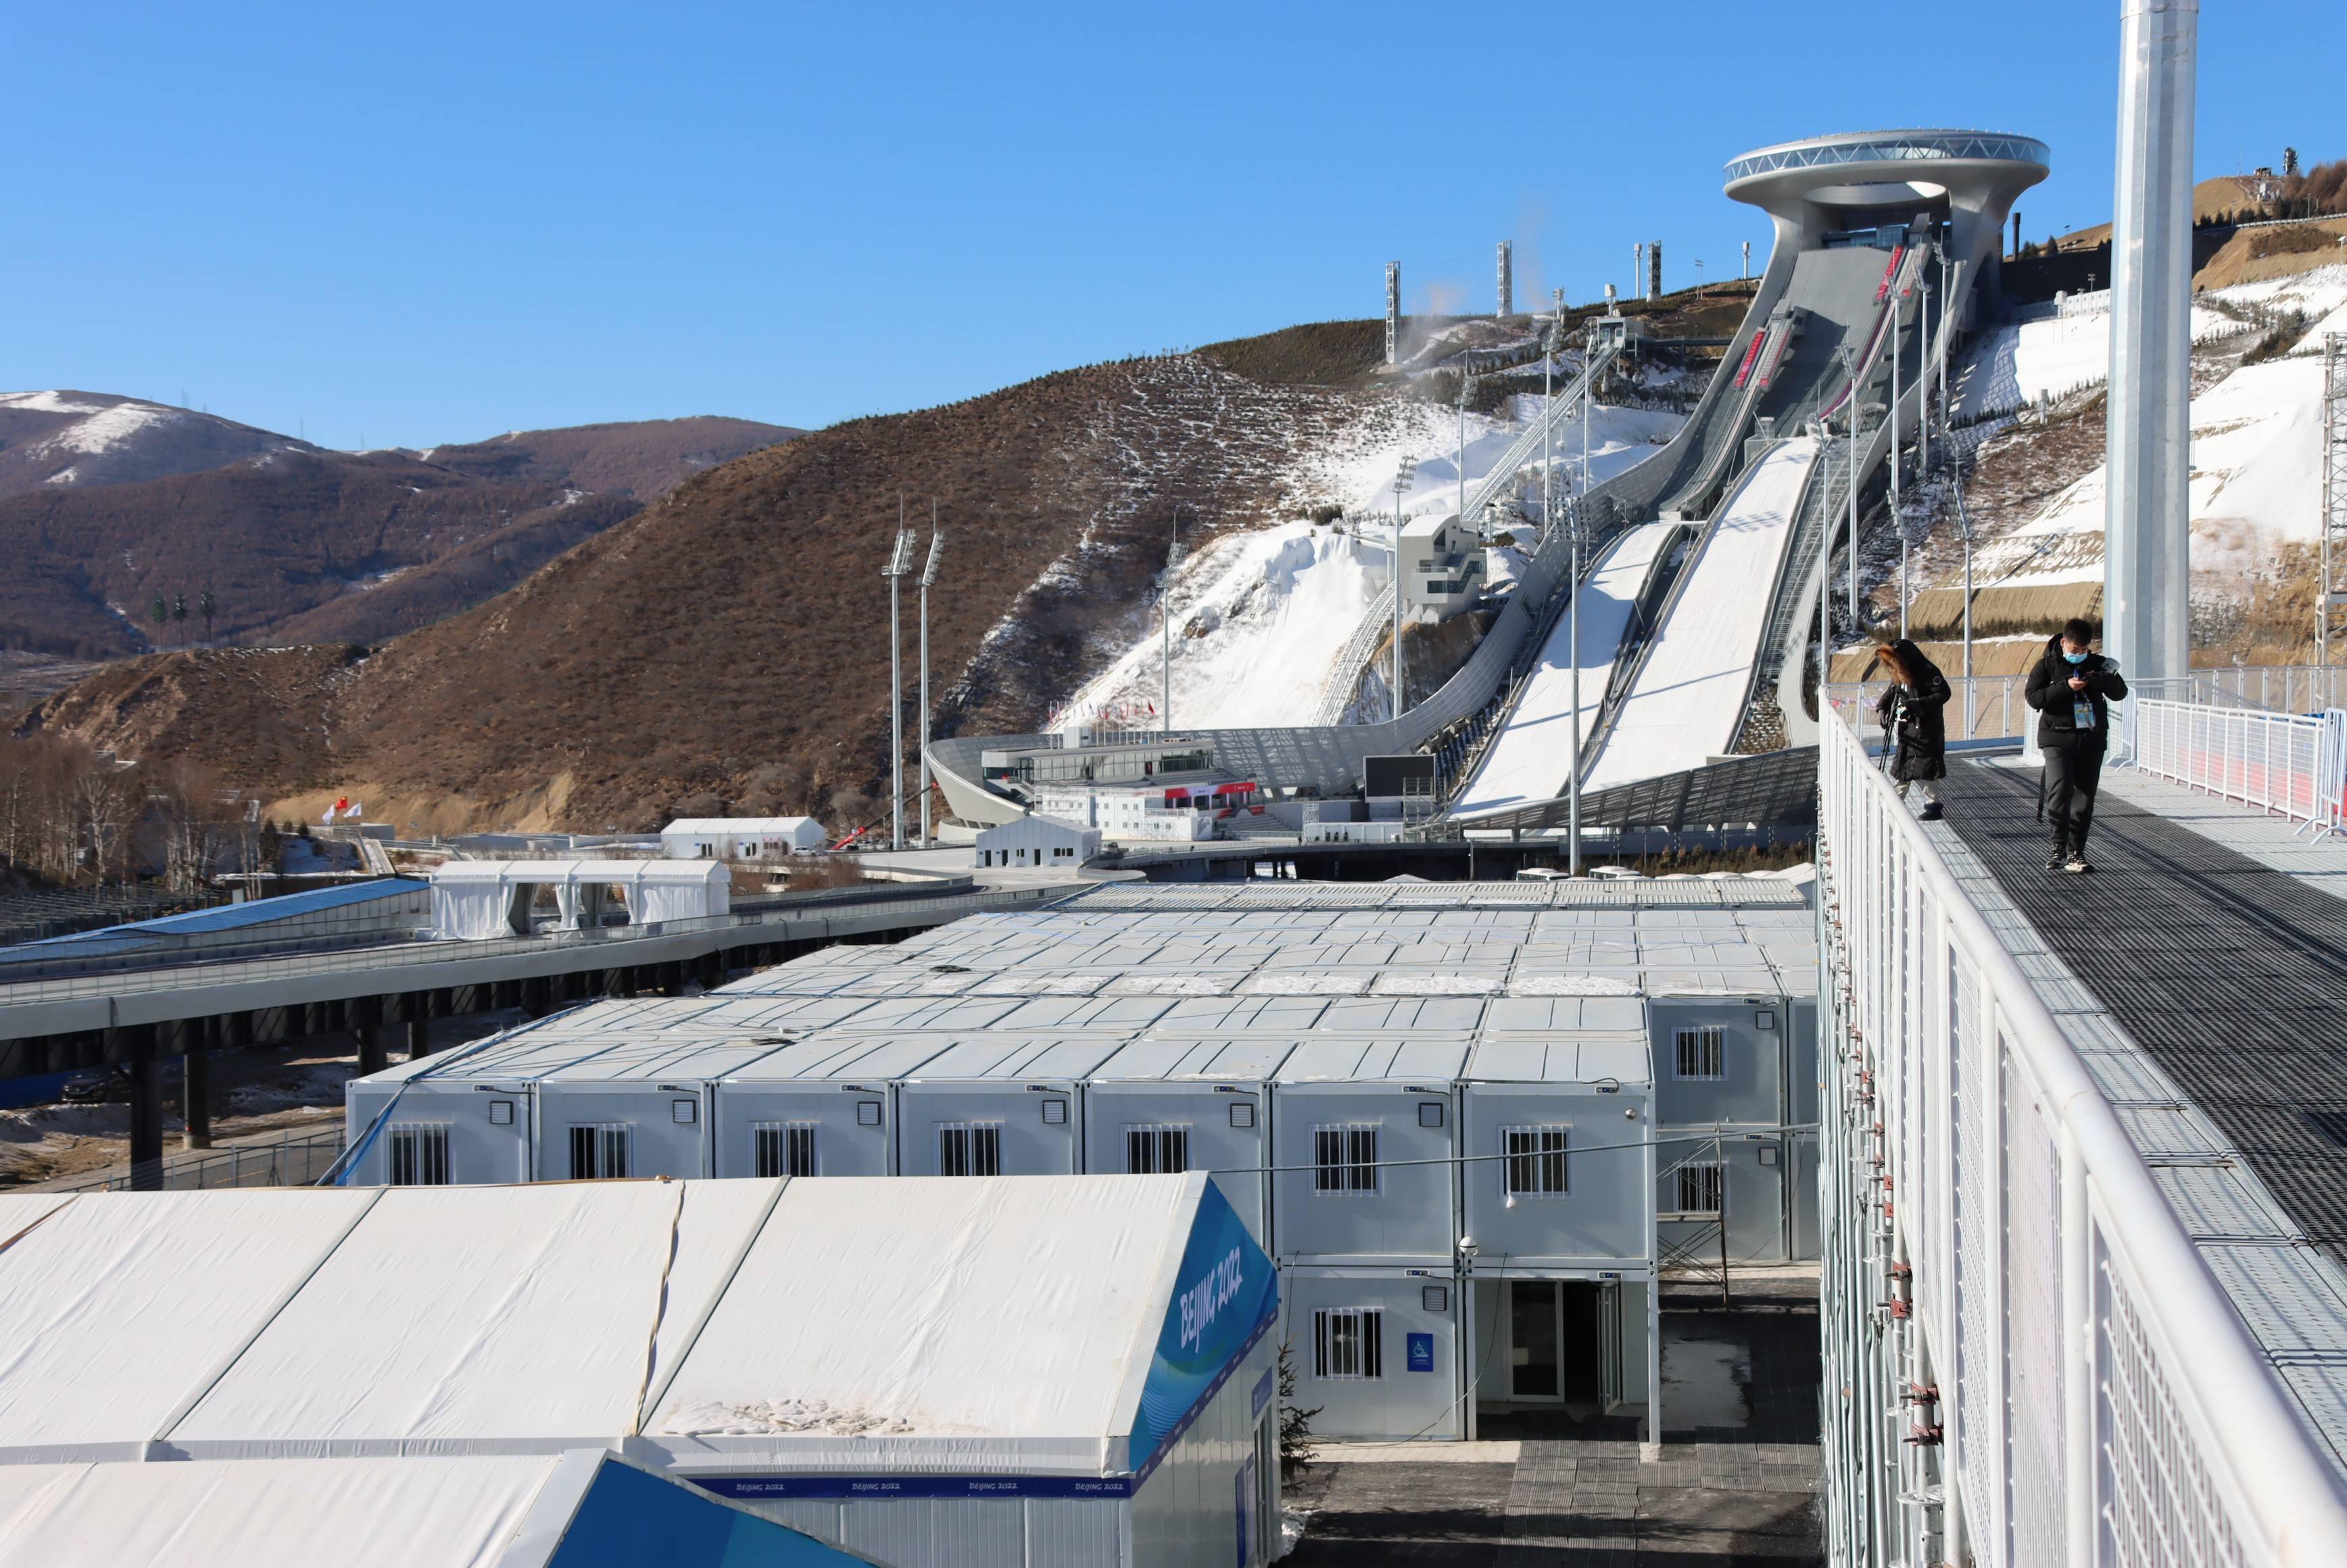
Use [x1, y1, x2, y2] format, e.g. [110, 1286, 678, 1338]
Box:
[973, 814, 1102, 869]
[1078, 1037, 1298, 1245]
[1268, 1039, 1468, 1269]
[894, 1036, 1131, 1177]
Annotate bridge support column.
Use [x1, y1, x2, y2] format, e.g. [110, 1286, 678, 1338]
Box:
[129, 1057, 164, 1187]
[408, 1020, 432, 1060]
[356, 1027, 389, 1077]
[183, 1035, 212, 1150]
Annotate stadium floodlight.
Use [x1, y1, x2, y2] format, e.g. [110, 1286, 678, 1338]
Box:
[1163, 506, 1190, 735]
[918, 516, 946, 844]
[1391, 464, 1413, 720]
[884, 514, 918, 850]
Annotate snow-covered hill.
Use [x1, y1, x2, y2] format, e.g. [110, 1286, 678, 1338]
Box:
[1056, 400, 1685, 733]
[0, 391, 311, 499]
[1931, 265, 2347, 631]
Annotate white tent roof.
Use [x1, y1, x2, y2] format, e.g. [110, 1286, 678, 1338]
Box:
[428, 859, 729, 887]
[0, 1455, 560, 1568]
[661, 817, 823, 837]
[0, 1175, 1234, 1479]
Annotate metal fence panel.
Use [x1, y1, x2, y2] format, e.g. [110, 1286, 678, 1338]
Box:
[1816, 706, 2347, 1567]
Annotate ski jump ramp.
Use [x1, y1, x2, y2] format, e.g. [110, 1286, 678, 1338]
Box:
[1450, 520, 1676, 817]
[1582, 438, 1818, 791]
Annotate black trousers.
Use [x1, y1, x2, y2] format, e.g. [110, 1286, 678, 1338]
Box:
[2043, 739, 2105, 852]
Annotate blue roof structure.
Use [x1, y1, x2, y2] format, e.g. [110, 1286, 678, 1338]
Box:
[7, 878, 428, 952]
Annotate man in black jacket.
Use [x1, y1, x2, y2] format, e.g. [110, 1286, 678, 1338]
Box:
[2025, 618, 2129, 873]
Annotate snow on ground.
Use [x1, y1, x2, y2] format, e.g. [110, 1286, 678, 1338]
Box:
[1939, 286, 2347, 598]
[1061, 402, 1687, 733]
[1453, 520, 1676, 816]
[0, 391, 107, 415]
[1950, 297, 2237, 420]
[30, 398, 183, 458]
[1584, 439, 1818, 790]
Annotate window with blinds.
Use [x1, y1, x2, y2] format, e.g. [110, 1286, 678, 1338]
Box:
[752, 1122, 817, 1178]
[1312, 1308, 1383, 1379]
[1125, 1124, 1190, 1175]
[567, 1123, 630, 1181]
[388, 1124, 450, 1186]
[1503, 1126, 1570, 1196]
[939, 1122, 1002, 1177]
[1313, 1125, 1378, 1194]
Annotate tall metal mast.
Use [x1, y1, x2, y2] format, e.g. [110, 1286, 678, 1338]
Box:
[881, 510, 917, 851]
[918, 512, 946, 847]
[2323, 335, 2347, 668]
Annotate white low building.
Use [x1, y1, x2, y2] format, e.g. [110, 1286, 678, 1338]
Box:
[973, 814, 1101, 869]
[1400, 512, 1486, 617]
[0, 1176, 1282, 1568]
[427, 858, 731, 939]
[661, 816, 829, 860]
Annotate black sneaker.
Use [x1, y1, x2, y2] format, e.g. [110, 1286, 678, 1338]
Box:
[2064, 854, 2094, 874]
[2046, 850, 2069, 871]
[1918, 802, 1944, 821]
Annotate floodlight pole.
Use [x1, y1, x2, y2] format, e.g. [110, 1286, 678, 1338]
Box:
[1163, 504, 1189, 735]
[1568, 493, 1583, 876]
[1954, 475, 1977, 737]
[1893, 293, 1906, 641]
[1842, 347, 1862, 631]
[1393, 464, 1412, 719]
[919, 510, 946, 847]
[881, 506, 918, 852]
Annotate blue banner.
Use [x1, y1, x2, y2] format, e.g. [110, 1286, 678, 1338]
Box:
[1130, 1178, 1278, 1478]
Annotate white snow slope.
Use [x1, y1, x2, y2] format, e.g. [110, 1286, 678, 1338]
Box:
[1058, 402, 1683, 734]
[1583, 437, 1819, 791]
[1945, 267, 2347, 600]
[1452, 521, 1676, 816]
[1948, 297, 2237, 419]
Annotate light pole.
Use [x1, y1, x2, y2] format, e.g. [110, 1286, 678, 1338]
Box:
[1891, 289, 1905, 640]
[1954, 473, 1976, 738]
[1455, 368, 1474, 533]
[1162, 504, 1189, 735]
[881, 509, 919, 851]
[1392, 463, 1412, 720]
[918, 511, 946, 847]
[1840, 346, 1861, 631]
[1567, 491, 1584, 876]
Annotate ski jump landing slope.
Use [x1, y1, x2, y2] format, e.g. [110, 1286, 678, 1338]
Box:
[1582, 437, 1818, 791]
[1451, 520, 1676, 817]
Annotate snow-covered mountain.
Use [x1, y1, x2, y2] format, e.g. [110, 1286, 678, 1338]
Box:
[0, 391, 312, 499]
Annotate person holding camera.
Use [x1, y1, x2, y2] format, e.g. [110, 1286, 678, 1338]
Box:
[2025, 617, 2128, 873]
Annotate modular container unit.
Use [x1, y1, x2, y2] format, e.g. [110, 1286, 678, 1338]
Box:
[1278, 1265, 1464, 1440]
[343, 1042, 542, 1187]
[1269, 1038, 1472, 1268]
[709, 1037, 962, 1178]
[1078, 1037, 1300, 1246]
[530, 1037, 803, 1181]
[1647, 986, 1800, 1263]
[1455, 998, 1657, 1269]
[895, 1036, 1132, 1178]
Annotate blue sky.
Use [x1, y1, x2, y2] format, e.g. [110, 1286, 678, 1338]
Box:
[8, 1, 2338, 449]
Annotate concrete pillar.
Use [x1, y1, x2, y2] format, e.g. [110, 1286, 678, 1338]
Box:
[357, 1027, 388, 1077]
[2104, 0, 2198, 685]
[183, 1046, 212, 1150]
[130, 1058, 164, 1186]
[408, 1019, 432, 1060]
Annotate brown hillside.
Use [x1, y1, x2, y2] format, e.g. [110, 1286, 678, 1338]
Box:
[421, 415, 800, 497]
[18, 645, 359, 791]
[22, 349, 1437, 831]
[314, 353, 1426, 830]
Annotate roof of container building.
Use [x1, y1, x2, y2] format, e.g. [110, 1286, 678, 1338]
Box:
[719, 1036, 968, 1083]
[1083, 1037, 1303, 1083]
[1274, 1039, 1477, 1084]
[897, 1035, 1134, 1083]
[0, 1175, 1259, 1479]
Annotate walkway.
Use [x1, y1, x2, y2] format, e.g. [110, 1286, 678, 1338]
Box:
[1937, 758, 2347, 1260]
[1288, 1279, 1820, 1563]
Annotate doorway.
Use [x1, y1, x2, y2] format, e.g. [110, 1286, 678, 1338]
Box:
[1505, 1281, 1607, 1408]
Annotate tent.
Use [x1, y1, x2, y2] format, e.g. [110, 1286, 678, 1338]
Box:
[0, 1176, 1282, 1567]
[0, 1451, 874, 1567]
[428, 859, 731, 940]
[661, 818, 829, 860]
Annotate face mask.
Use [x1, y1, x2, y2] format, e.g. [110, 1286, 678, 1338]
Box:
[2062, 650, 2088, 665]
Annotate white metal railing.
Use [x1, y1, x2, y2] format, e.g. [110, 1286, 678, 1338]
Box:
[1816, 707, 2347, 1567]
[2130, 667, 2347, 714]
[2131, 698, 2346, 835]
[1822, 675, 2035, 745]
[1312, 583, 1399, 725]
